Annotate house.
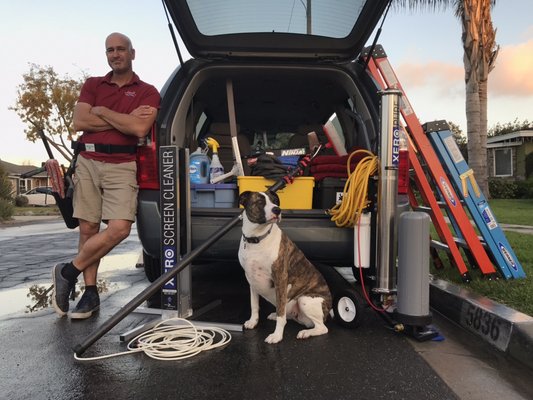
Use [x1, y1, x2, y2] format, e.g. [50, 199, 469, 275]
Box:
[0, 159, 50, 196]
[487, 129, 533, 180]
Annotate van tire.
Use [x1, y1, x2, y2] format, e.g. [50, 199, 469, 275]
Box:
[143, 251, 161, 282]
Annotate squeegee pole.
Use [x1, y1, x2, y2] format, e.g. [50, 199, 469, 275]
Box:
[73, 214, 242, 356]
[74, 142, 327, 356]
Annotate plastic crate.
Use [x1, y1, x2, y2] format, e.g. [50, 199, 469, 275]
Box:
[237, 176, 314, 209]
[313, 177, 347, 209]
[190, 183, 237, 208]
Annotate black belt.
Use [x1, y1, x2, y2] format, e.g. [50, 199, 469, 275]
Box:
[72, 141, 137, 154]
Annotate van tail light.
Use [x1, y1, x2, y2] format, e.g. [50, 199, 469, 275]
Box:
[137, 126, 159, 190]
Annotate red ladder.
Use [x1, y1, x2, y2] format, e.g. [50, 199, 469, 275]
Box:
[364, 45, 497, 279]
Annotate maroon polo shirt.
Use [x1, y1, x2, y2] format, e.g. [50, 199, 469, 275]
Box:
[77, 71, 160, 163]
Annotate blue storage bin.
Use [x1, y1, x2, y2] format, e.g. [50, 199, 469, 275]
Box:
[190, 183, 237, 208]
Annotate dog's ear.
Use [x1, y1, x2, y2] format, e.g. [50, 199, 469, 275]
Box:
[239, 191, 253, 207]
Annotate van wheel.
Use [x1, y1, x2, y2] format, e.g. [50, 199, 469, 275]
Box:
[333, 289, 361, 329]
[143, 251, 161, 282]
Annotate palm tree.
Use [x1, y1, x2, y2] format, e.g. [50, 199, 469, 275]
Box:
[394, 0, 498, 196]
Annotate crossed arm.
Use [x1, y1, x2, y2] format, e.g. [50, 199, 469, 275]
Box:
[73, 102, 157, 138]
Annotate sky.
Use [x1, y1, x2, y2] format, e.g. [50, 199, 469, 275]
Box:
[0, 0, 531, 166]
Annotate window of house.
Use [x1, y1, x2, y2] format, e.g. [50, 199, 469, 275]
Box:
[493, 148, 513, 177]
[19, 179, 30, 193]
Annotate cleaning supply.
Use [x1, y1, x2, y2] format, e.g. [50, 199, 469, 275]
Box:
[189, 146, 210, 184]
[206, 137, 225, 183]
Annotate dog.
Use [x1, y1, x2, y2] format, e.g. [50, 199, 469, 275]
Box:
[238, 190, 332, 343]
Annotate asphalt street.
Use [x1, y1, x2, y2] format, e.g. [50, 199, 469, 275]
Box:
[0, 218, 532, 400]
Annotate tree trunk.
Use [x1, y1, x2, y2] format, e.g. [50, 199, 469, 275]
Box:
[478, 78, 489, 196]
[462, 0, 497, 198]
[462, 1, 484, 195]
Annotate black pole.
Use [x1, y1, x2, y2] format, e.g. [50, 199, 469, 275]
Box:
[74, 140, 328, 356]
[73, 214, 242, 356]
[38, 130, 55, 160]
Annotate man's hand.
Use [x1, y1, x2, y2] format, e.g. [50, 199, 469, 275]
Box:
[90, 106, 108, 118]
[73, 102, 113, 132]
[92, 105, 157, 137]
[130, 105, 155, 119]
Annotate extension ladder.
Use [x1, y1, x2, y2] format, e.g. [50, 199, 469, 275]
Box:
[363, 44, 503, 280]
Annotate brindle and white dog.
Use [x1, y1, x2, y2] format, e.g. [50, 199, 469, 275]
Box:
[238, 190, 332, 343]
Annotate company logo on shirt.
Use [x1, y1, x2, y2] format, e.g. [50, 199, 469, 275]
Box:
[125, 91, 136, 97]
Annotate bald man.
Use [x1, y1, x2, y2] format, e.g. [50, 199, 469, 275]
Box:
[52, 32, 160, 319]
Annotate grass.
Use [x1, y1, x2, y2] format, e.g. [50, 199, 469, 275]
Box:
[430, 199, 533, 316]
[13, 206, 60, 216]
[488, 199, 533, 226]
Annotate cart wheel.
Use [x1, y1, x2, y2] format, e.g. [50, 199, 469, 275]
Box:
[333, 289, 361, 329]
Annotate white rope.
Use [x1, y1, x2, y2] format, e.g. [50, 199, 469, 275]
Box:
[74, 318, 232, 362]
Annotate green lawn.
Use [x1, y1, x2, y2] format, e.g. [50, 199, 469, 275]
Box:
[489, 199, 533, 226]
[431, 199, 533, 316]
[14, 206, 60, 216]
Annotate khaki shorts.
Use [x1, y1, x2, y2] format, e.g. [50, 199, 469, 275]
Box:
[73, 155, 138, 223]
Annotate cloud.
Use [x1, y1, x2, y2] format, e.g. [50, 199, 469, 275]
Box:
[395, 39, 533, 100]
[395, 61, 464, 98]
[490, 38, 533, 97]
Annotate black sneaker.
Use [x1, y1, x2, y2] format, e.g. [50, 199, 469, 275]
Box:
[70, 290, 100, 320]
[52, 263, 76, 316]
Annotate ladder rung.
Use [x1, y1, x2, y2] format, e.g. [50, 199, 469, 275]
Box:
[430, 239, 449, 252]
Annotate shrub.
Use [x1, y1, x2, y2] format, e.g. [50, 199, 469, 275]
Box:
[0, 198, 14, 220]
[15, 195, 29, 207]
[488, 178, 518, 199]
[515, 179, 533, 199]
[0, 165, 14, 221]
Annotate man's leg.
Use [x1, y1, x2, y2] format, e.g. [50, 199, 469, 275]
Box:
[77, 219, 101, 286]
[74, 219, 132, 278]
[68, 219, 132, 319]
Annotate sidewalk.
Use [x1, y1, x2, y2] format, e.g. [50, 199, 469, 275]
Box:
[429, 224, 533, 370]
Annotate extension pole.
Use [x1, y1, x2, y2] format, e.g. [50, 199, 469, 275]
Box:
[73, 214, 242, 356]
[74, 140, 327, 356]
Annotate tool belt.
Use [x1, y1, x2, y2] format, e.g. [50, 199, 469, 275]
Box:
[72, 141, 137, 154]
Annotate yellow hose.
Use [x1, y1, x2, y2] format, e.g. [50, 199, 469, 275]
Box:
[327, 149, 379, 228]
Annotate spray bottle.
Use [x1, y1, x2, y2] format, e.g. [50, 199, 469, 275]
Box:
[206, 137, 225, 183]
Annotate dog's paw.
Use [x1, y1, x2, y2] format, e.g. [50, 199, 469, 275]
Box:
[244, 318, 258, 330]
[267, 312, 277, 321]
[265, 333, 283, 344]
[296, 326, 328, 339]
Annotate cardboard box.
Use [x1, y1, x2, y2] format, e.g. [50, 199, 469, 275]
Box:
[237, 176, 314, 209]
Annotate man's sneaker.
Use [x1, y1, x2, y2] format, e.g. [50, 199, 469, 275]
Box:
[52, 263, 76, 316]
[70, 290, 100, 320]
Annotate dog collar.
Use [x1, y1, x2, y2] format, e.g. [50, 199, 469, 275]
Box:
[242, 224, 274, 244]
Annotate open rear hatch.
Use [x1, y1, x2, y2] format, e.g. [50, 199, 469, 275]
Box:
[164, 0, 390, 61]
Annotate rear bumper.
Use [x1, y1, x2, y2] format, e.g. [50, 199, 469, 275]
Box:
[137, 190, 355, 266]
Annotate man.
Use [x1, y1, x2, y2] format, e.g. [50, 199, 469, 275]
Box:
[52, 32, 160, 319]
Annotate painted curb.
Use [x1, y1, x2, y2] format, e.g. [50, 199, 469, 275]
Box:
[430, 278, 533, 370]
